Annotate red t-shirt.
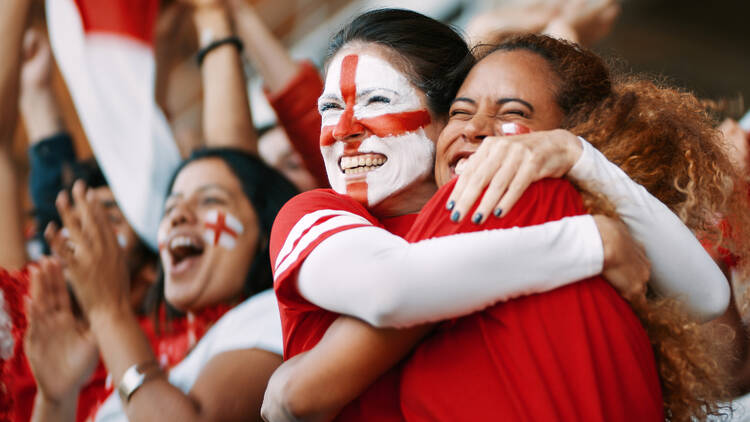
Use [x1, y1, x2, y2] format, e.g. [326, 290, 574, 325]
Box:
[399, 178, 663, 421]
[270, 189, 415, 422]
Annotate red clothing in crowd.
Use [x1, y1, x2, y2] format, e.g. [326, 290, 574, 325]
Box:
[399, 178, 663, 422]
[0, 267, 229, 422]
[271, 189, 416, 422]
[265, 61, 328, 188]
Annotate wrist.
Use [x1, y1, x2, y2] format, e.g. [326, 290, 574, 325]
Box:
[194, 6, 233, 42]
[21, 92, 64, 142]
[88, 299, 133, 334]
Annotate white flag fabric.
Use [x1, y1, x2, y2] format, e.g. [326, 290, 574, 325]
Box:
[46, 0, 180, 250]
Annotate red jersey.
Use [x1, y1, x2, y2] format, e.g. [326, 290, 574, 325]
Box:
[270, 189, 415, 422]
[399, 178, 663, 421]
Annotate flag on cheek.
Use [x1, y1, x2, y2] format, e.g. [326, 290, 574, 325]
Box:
[500, 122, 531, 135]
[203, 210, 244, 250]
[46, 0, 181, 252]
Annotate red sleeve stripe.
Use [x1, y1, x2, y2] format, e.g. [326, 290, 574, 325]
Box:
[274, 210, 373, 274]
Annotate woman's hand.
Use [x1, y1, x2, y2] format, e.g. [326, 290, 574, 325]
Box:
[24, 257, 99, 404]
[594, 215, 650, 302]
[447, 128, 582, 224]
[47, 181, 130, 319]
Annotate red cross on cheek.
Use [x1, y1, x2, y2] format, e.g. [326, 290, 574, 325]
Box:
[204, 212, 238, 246]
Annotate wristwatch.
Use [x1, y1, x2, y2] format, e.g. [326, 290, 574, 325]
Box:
[118, 361, 163, 403]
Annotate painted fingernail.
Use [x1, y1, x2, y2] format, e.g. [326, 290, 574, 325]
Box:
[493, 208, 503, 217]
[446, 200, 455, 211]
[472, 213, 483, 224]
[450, 211, 461, 222]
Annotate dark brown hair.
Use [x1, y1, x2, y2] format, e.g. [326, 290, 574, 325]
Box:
[327, 8, 472, 116]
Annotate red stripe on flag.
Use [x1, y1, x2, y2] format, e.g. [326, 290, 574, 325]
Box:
[346, 182, 368, 205]
[74, 0, 159, 45]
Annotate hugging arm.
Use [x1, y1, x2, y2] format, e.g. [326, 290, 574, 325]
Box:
[262, 317, 430, 422]
[298, 214, 605, 328]
[568, 137, 729, 321]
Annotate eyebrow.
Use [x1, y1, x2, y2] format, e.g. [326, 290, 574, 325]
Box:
[100, 199, 118, 209]
[451, 97, 476, 105]
[497, 98, 534, 112]
[166, 184, 233, 201]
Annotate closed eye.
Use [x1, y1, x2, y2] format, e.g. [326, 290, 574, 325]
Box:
[449, 109, 471, 117]
[201, 196, 226, 207]
[366, 95, 391, 105]
[504, 110, 527, 117]
[319, 102, 342, 113]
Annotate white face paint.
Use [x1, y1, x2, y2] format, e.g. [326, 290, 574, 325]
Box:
[318, 53, 435, 207]
[203, 209, 244, 250]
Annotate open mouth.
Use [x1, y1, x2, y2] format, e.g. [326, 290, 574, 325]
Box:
[167, 233, 205, 275]
[339, 153, 387, 175]
[449, 152, 474, 176]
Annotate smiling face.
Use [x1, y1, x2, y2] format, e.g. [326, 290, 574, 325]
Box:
[157, 158, 260, 311]
[318, 44, 441, 215]
[435, 50, 565, 187]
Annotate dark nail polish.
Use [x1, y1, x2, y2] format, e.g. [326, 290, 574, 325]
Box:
[493, 208, 503, 217]
[446, 200, 455, 211]
[472, 213, 483, 224]
[450, 210, 461, 222]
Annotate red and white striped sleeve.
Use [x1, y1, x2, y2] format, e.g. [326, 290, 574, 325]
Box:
[270, 189, 378, 284]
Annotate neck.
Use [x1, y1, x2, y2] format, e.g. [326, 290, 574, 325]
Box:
[369, 178, 437, 218]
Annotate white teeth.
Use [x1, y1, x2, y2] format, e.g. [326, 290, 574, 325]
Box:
[455, 157, 469, 175]
[340, 154, 388, 173]
[169, 235, 197, 250]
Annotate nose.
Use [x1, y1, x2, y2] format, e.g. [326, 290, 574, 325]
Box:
[462, 114, 494, 144]
[332, 107, 365, 142]
[168, 200, 197, 228]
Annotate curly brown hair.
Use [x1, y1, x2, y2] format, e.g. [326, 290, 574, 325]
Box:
[476, 34, 750, 420]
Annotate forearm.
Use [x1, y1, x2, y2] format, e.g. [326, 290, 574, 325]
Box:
[231, 2, 299, 94]
[569, 137, 729, 321]
[298, 215, 603, 328]
[21, 87, 64, 143]
[0, 149, 27, 269]
[0, 1, 30, 139]
[90, 305, 227, 422]
[31, 393, 77, 422]
[194, 7, 257, 153]
[264, 317, 430, 421]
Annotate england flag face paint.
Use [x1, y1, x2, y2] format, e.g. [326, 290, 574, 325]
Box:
[203, 210, 244, 250]
[318, 53, 435, 207]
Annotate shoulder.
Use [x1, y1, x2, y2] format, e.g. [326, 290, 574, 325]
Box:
[270, 189, 377, 280]
[206, 290, 283, 356]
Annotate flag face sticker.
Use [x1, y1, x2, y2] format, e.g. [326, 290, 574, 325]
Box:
[500, 122, 531, 136]
[318, 53, 435, 207]
[203, 210, 244, 250]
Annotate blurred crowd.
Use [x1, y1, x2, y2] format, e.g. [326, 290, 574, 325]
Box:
[1, 0, 750, 421]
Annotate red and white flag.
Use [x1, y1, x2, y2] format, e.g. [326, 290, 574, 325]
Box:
[46, 0, 181, 250]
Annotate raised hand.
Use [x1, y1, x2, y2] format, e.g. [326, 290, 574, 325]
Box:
[47, 181, 130, 318]
[24, 257, 99, 403]
[447, 128, 582, 224]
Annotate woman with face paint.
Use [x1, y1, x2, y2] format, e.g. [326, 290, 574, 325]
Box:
[27, 150, 297, 422]
[25, 3, 300, 421]
[263, 9, 730, 422]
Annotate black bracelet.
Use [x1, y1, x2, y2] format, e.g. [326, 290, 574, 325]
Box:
[196, 35, 244, 66]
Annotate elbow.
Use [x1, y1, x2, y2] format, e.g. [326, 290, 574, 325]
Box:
[262, 374, 324, 422]
[690, 273, 731, 323]
[360, 285, 409, 329]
